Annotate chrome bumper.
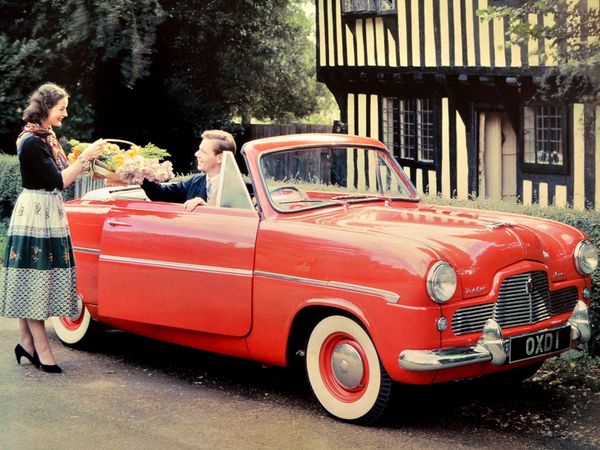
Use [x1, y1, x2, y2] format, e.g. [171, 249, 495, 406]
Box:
[398, 300, 591, 372]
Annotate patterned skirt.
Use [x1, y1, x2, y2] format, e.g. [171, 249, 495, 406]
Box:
[0, 189, 78, 320]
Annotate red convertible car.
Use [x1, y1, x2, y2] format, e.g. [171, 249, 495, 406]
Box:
[55, 134, 597, 424]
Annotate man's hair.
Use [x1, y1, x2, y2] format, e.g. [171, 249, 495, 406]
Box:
[22, 83, 69, 124]
[201, 130, 236, 155]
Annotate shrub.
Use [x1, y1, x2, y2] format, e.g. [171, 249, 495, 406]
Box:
[0, 218, 7, 257]
[0, 153, 21, 219]
[425, 195, 600, 356]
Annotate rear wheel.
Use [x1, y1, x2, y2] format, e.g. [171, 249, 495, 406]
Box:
[50, 297, 103, 348]
[305, 315, 392, 424]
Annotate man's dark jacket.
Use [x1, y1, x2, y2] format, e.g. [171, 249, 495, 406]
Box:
[141, 174, 207, 203]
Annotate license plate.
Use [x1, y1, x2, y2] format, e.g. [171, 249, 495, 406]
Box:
[509, 325, 571, 363]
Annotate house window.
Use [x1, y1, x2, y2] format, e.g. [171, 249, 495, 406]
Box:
[523, 104, 566, 170]
[342, 0, 396, 14]
[382, 97, 437, 164]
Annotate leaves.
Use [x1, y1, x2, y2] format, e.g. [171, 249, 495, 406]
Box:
[480, 0, 600, 105]
[0, 0, 324, 171]
[157, 0, 320, 124]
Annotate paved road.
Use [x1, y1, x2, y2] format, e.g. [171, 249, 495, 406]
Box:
[1, 317, 598, 450]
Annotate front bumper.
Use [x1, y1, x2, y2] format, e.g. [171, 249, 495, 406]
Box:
[398, 300, 591, 372]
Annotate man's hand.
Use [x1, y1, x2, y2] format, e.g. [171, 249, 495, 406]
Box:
[183, 197, 207, 211]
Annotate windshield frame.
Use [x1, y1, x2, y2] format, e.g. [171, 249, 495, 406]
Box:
[257, 144, 420, 214]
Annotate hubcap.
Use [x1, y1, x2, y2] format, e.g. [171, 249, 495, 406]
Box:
[331, 342, 364, 389]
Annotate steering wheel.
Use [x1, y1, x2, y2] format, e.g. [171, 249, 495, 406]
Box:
[270, 186, 307, 203]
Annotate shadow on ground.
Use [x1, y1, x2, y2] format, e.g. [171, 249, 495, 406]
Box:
[66, 328, 599, 450]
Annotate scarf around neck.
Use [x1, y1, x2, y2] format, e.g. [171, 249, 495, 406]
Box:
[17, 122, 68, 170]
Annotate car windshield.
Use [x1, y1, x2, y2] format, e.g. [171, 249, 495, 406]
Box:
[259, 146, 418, 212]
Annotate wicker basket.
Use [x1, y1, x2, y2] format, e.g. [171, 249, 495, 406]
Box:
[90, 139, 135, 186]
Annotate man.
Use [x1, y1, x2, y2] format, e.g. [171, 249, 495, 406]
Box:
[141, 130, 236, 211]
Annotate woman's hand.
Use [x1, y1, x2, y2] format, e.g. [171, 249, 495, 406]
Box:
[64, 138, 107, 187]
[81, 138, 106, 161]
[183, 197, 207, 211]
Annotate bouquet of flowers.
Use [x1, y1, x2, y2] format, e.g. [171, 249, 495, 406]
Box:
[69, 139, 174, 185]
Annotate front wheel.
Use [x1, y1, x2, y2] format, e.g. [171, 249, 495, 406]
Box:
[305, 315, 392, 424]
[50, 297, 103, 348]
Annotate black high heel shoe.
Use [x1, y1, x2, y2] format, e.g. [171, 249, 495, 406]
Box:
[33, 352, 62, 373]
[39, 363, 63, 373]
[14, 344, 38, 367]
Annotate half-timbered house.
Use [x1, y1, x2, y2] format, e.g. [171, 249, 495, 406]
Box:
[316, 0, 600, 209]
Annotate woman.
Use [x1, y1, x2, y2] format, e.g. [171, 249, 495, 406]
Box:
[0, 83, 104, 373]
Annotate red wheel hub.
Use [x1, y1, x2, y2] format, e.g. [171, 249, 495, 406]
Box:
[319, 332, 370, 402]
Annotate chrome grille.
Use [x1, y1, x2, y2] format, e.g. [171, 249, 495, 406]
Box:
[452, 272, 579, 335]
[550, 287, 579, 315]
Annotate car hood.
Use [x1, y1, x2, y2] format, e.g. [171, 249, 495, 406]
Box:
[303, 202, 584, 297]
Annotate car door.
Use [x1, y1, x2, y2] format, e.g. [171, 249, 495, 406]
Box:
[97, 201, 258, 336]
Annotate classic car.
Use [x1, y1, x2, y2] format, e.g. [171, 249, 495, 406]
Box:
[54, 133, 598, 424]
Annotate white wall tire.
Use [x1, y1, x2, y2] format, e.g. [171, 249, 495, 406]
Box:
[306, 315, 392, 424]
[50, 299, 102, 348]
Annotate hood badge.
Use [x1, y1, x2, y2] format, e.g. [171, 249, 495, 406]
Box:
[525, 275, 534, 295]
[464, 286, 486, 295]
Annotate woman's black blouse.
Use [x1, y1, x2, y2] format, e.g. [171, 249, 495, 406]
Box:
[18, 135, 64, 191]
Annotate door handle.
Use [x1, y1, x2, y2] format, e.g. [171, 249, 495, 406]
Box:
[107, 219, 132, 227]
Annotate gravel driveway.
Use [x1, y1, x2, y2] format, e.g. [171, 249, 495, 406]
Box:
[1, 317, 599, 450]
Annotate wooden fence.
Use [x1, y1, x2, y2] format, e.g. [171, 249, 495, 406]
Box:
[74, 174, 107, 199]
[242, 124, 332, 141]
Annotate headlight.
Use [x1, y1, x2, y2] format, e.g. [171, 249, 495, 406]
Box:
[426, 261, 457, 303]
[574, 240, 599, 275]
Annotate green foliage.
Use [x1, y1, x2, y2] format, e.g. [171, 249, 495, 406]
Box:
[139, 142, 170, 161]
[0, 0, 164, 151]
[0, 0, 326, 172]
[0, 153, 21, 219]
[57, 0, 165, 88]
[160, 0, 321, 126]
[540, 351, 600, 392]
[0, 35, 53, 151]
[426, 195, 600, 356]
[0, 217, 8, 257]
[479, 0, 600, 105]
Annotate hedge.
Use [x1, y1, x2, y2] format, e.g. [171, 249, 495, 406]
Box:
[0, 153, 21, 219]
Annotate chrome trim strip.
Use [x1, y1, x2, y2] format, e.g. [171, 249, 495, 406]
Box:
[99, 254, 252, 277]
[73, 246, 101, 255]
[254, 270, 400, 303]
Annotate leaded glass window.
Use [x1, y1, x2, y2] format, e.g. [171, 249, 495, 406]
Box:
[343, 0, 396, 14]
[523, 105, 565, 167]
[382, 97, 437, 164]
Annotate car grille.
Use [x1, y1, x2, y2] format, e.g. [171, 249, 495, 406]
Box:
[451, 271, 579, 335]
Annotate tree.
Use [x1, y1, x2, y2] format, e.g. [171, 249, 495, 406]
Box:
[92, 0, 324, 169]
[480, 0, 600, 106]
[155, 0, 321, 125]
[0, 0, 164, 152]
[0, 0, 324, 171]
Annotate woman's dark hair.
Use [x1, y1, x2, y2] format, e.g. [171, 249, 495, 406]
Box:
[22, 83, 69, 124]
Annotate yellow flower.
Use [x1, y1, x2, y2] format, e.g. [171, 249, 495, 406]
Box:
[111, 153, 127, 168]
